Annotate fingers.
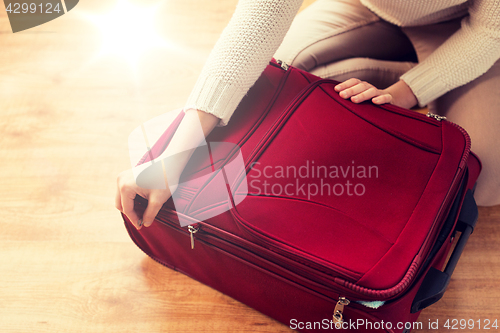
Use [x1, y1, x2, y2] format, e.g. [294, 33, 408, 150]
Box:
[373, 94, 392, 104]
[116, 169, 174, 230]
[115, 180, 123, 212]
[336, 79, 378, 103]
[335, 78, 370, 101]
[351, 87, 380, 103]
[334, 78, 361, 92]
[121, 188, 141, 229]
[116, 170, 141, 229]
[141, 195, 165, 228]
[335, 79, 392, 105]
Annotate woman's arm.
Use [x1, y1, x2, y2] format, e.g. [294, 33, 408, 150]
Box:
[117, 0, 303, 228]
[334, 78, 418, 109]
[400, 0, 500, 107]
[335, 0, 500, 108]
[185, 0, 303, 126]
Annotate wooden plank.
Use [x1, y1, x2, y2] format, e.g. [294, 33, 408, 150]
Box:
[0, 241, 290, 333]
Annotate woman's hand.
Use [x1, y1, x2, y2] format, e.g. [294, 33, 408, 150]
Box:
[115, 169, 177, 229]
[334, 78, 418, 109]
[116, 109, 220, 230]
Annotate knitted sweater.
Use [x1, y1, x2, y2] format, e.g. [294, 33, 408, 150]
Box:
[185, 0, 500, 125]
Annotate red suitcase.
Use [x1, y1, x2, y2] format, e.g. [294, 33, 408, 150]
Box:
[123, 60, 481, 332]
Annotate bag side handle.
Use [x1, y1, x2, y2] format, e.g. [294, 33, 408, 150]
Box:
[411, 189, 478, 313]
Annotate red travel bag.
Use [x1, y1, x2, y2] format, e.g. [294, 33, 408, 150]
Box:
[123, 59, 481, 332]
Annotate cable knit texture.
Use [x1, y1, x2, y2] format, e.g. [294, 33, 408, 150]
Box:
[185, 0, 303, 125]
[362, 0, 500, 106]
[186, 0, 500, 122]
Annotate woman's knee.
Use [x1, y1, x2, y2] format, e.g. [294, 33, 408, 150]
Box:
[274, 0, 381, 70]
[474, 168, 500, 207]
[434, 60, 500, 207]
[309, 57, 415, 88]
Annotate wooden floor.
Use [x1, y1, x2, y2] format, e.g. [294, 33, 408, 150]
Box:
[0, 1, 498, 332]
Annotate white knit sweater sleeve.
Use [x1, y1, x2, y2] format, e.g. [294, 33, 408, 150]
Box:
[184, 0, 303, 126]
[400, 0, 500, 107]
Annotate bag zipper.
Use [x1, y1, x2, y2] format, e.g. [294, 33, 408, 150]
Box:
[333, 297, 350, 329]
[270, 59, 289, 71]
[276, 59, 289, 71]
[426, 112, 447, 121]
[188, 225, 200, 249]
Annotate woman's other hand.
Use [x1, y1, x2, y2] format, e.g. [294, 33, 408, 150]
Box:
[116, 109, 219, 230]
[335, 78, 418, 109]
[115, 169, 176, 230]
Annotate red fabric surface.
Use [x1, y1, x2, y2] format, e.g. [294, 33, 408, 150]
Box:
[124, 61, 479, 330]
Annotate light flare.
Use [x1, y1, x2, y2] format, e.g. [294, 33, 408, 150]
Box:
[85, 0, 170, 66]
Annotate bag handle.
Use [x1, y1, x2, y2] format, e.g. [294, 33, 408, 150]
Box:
[411, 189, 478, 313]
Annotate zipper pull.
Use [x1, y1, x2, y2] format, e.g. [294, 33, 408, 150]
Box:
[332, 297, 350, 329]
[426, 112, 447, 121]
[188, 225, 199, 250]
[276, 59, 289, 71]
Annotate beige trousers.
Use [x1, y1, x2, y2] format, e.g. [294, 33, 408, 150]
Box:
[274, 0, 500, 206]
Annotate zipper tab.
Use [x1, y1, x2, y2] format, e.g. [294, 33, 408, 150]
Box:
[188, 225, 199, 250]
[426, 112, 447, 121]
[276, 59, 289, 71]
[332, 297, 350, 329]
